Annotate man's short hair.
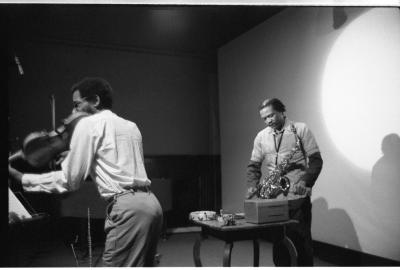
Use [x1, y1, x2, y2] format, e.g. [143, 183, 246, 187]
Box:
[71, 77, 113, 109]
[259, 98, 286, 113]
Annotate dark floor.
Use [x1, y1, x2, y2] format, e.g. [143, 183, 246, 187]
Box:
[12, 232, 335, 267]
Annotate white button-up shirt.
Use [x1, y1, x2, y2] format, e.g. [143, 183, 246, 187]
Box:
[22, 110, 150, 200]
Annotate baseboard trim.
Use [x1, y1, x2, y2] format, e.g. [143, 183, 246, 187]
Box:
[167, 226, 201, 234]
[313, 240, 400, 266]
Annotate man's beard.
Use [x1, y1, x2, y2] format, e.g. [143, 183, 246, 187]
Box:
[271, 119, 285, 131]
[81, 106, 97, 115]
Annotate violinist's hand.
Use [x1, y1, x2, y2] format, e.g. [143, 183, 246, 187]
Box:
[8, 163, 23, 184]
[55, 151, 69, 165]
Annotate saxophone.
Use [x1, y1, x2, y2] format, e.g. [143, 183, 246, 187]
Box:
[257, 124, 302, 199]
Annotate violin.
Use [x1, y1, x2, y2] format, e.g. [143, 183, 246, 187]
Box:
[9, 112, 89, 168]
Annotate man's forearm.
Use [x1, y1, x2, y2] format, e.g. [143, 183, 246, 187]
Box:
[300, 152, 323, 187]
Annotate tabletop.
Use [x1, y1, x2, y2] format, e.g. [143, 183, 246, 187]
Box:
[191, 218, 298, 232]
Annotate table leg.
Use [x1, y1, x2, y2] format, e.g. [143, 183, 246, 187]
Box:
[281, 236, 297, 266]
[272, 225, 298, 266]
[223, 241, 233, 267]
[282, 225, 297, 266]
[253, 239, 259, 267]
[193, 235, 202, 267]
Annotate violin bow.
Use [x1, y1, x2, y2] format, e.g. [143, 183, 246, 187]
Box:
[49, 94, 56, 131]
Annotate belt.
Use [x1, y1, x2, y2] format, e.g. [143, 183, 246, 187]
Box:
[107, 185, 151, 203]
[126, 185, 151, 193]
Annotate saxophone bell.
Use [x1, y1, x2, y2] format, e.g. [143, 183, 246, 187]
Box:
[258, 176, 291, 199]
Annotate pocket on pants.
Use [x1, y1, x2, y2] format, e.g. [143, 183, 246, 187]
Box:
[103, 213, 118, 264]
[104, 201, 118, 252]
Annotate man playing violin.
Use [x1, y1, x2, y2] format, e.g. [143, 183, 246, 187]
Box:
[8, 77, 163, 267]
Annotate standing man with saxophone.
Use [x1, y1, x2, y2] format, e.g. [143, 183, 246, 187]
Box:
[8, 77, 163, 266]
[246, 98, 323, 266]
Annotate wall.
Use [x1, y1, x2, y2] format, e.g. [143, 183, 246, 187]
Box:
[8, 41, 219, 155]
[219, 7, 400, 261]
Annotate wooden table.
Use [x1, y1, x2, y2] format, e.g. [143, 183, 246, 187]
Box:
[191, 218, 298, 267]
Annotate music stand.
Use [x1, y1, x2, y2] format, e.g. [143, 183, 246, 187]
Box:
[9, 187, 48, 225]
[8, 187, 49, 267]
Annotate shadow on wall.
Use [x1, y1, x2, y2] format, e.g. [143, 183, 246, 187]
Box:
[370, 133, 400, 248]
[332, 7, 348, 30]
[312, 197, 361, 251]
[313, 7, 369, 36]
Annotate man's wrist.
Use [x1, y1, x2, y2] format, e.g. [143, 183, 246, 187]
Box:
[8, 165, 23, 185]
[15, 172, 23, 184]
[299, 177, 311, 187]
[246, 186, 258, 199]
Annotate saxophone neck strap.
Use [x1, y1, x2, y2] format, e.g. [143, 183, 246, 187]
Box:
[290, 123, 308, 168]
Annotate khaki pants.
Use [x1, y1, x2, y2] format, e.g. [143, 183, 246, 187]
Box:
[102, 191, 163, 266]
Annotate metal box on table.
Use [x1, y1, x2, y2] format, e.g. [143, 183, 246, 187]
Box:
[244, 198, 289, 224]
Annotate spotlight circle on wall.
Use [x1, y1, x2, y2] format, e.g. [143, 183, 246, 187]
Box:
[322, 8, 400, 171]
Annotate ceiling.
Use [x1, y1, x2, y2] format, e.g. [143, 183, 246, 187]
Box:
[7, 5, 285, 55]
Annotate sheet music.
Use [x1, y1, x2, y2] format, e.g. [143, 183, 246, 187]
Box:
[9, 187, 32, 223]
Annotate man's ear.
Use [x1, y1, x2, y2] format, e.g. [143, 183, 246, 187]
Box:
[93, 95, 101, 108]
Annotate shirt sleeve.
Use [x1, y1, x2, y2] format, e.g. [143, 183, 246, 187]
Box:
[297, 124, 323, 187]
[22, 171, 69, 193]
[300, 152, 323, 187]
[250, 133, 264, 163]
[299, 124, 320, 156]
[246, 160, 262, 188]
[61, 118, 101, 191]
[247, 133, 264, 191]
[132, 125, 151, 184]
[21, 118, 100, 193]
